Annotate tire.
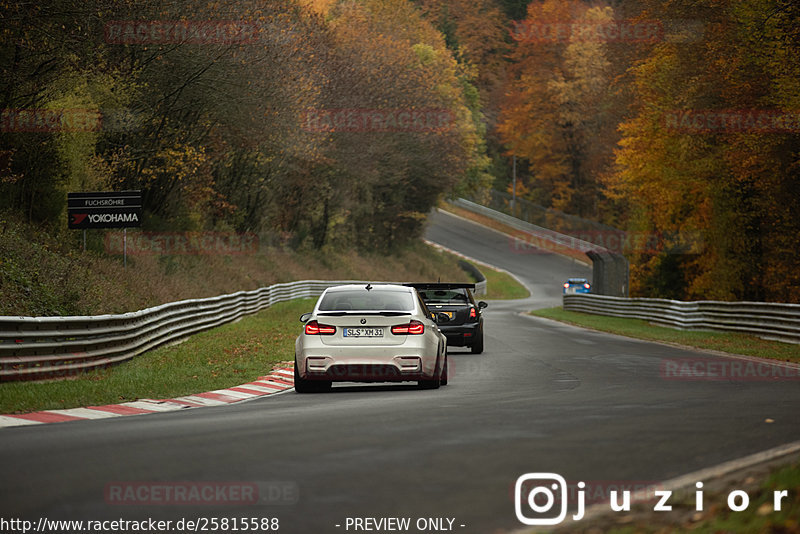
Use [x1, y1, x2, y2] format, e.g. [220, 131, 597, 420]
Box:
[470, 328, 484, 354]
[418, 355, 442, 390]
[294, 360, 331, 393]
[441, 356, 448, 386]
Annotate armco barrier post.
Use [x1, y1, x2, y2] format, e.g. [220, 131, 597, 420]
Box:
[586, 250, 629, 297]
[586, 250, 606, 295]
[610, 252, 630, 297]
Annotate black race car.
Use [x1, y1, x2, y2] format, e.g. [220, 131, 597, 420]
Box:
[405, 283, 487, 354]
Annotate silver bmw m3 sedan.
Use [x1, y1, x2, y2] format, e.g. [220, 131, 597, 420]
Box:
[294, 283, 448, 392]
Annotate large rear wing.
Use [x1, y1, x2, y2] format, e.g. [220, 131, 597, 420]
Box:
[404, 283, 476, 290]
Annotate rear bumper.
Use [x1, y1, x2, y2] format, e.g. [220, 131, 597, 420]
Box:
[296, 349, 438, 382]
[439, 322, 480, 347]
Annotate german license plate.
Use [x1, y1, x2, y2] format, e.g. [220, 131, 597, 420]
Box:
[343, 327, 384, 338]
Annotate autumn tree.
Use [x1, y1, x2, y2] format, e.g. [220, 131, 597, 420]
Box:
[607, 0, 800, 301]
[497, 0, 625, 218]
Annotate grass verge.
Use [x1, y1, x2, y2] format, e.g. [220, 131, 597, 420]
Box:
[473, 262, 530, 300]
[0, 234, 477, 414]
[531, 307, 800, 363]
[0, 299, 313, 414]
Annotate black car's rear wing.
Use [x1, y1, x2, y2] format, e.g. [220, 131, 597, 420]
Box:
[404, 283, 476, 290]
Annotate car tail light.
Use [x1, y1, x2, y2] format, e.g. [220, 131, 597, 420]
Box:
[584, 283, 591, 289]
[469, 307, 477, 319]
[391, 320, 424, 335]
[305, 320, 336, 335]
[563, 283, 569, 289]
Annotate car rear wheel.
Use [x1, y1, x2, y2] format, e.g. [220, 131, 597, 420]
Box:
[294, 360, 331, 393]
[418, 355, 442, 390]
[441, 356, 449, 386]
[470, 328, 484, 354]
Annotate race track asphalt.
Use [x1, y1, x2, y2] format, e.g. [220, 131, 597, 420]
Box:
[1, 209, 798, 533]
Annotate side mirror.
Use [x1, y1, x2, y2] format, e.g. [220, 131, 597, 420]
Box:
[299, 312, 312, 323]
[436, 312, 451, 323]
[478, 301, 488, 309]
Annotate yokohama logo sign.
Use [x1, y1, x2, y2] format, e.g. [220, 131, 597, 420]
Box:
[68, 191, 142, 229]
[75, 213, 140, 224]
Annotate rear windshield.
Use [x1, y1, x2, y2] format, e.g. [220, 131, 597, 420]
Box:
[417, 289, 469, 305]
[318, 290, 415, 311]
[567, 279, 588, 284]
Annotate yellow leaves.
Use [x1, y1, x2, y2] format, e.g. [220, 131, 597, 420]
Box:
[140, 144, 209, 186]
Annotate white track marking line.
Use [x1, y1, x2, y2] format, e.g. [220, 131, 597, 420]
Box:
[210, 389, 259, 400]
[122, 401, 188, 412]
[50, 408, 123, 419]
[236, 384, 281, 394]
[0, 415, 41, 428]
[173, 396, 229, 407]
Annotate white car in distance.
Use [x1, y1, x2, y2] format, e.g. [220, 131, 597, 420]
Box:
[294, 283, 449, 392]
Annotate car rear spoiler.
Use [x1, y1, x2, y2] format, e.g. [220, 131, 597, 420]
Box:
[404, 283, 476, 290]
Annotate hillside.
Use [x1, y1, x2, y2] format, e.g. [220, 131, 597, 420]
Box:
[0, 212, 469, 317]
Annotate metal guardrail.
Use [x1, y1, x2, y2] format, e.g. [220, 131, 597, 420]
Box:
[1, 264, 490, 381]
[0, 280, 363, 382]
[457, 260, 487, 296]
[449, 198, 630, 296]
[564, 294, 800, 344]
[451, 198, 604, 253]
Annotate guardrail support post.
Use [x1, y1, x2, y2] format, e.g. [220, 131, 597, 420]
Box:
[586, 250, 629, 297]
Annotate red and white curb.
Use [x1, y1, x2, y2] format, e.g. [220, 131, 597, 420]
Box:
[0, 366, 295, 429]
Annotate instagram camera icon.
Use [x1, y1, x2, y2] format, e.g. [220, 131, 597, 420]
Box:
[514, 473, 568, 526]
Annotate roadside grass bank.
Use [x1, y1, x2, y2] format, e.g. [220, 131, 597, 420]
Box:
[0, 212, 470, 316]
[531, 307, 800, 364]
[0, 299, 313, 414]
[472, 262, 530, 300]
